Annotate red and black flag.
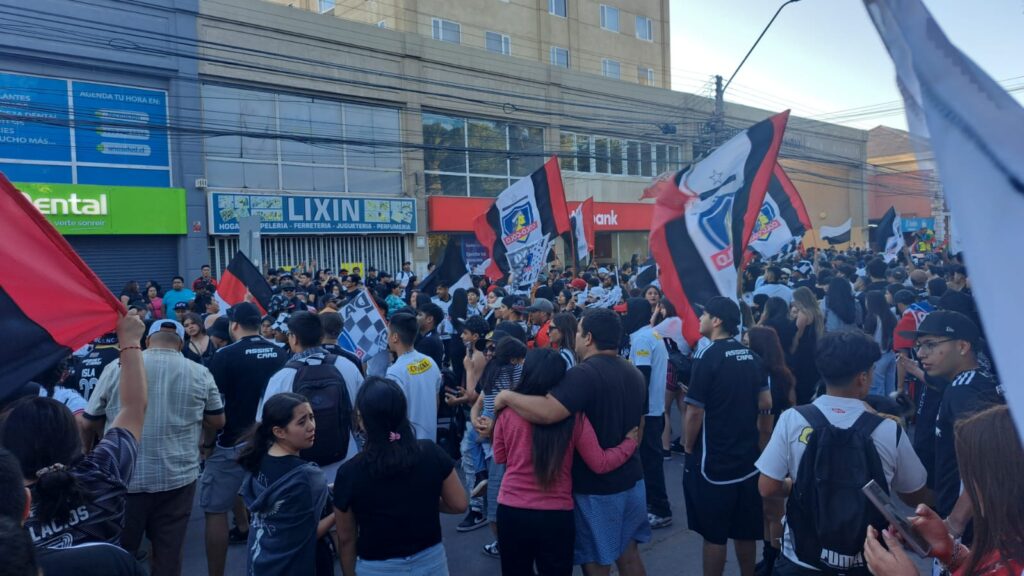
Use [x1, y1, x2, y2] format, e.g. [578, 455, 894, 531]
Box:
[474, 157, 571, 281]
[746, 163, 813, 262]
[214, 251, 274, 314]
[0, 173, 124, 399]
[647, 111, 789, 345]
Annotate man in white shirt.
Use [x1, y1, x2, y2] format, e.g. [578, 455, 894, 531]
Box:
[753, 266, 794, 304]
[396, 261, 414, 289]
[756, 331, 928, 576]
[257, 311, 364, 480]
[385, 311, 443, 442]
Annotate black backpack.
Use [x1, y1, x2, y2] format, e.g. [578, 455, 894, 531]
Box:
[287, 354, 352, 466]
[786, 405, 897, 576]
[664, 338, 693, 388]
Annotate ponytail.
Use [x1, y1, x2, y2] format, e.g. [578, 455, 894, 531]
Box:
[237, 393, 308, 474]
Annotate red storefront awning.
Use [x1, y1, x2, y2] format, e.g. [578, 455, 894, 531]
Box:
[427, 196, 653, 233]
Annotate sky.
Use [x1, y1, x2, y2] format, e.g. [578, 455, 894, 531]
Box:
[669, 0, 1024, 130]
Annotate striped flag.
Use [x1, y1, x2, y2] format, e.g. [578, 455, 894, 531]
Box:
[865, 0, 1024, 435]
[747, 163, 812, 261]
[473, 157, 571, 281]
[820, 219, 852, 245]
[647, 111, 789, 345]
[214, 251, 274, 314]
[418, 237, 472, 297]
[0, 173, 124, 400]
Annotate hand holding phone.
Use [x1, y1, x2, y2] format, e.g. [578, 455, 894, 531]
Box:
[862, 480, 932, 557]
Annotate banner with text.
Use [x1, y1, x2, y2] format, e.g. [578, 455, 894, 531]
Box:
[210, 192, 417, 235]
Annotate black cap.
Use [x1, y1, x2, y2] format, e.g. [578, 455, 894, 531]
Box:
[227, 302, 262, 325]
[898, 310, 980, 343]
[695, 296, 741, 331]
[208, 316, 230, 341]
[173, 301, 190, 310]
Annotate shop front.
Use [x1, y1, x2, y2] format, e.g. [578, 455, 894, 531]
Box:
[426, 197, 653, 269]
[208, 192, 415, 275]
[18, 182, 187, 291]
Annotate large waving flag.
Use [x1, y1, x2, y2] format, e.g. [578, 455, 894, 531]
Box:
[820, 219, 852, 245]
[419, 237, 473, 296]
[339, 288, 389, 360]
[874, 206, 904, 262]
[747, 163, 812, 261]
[0, 174, 125, 399]
[474, 157, 571, 281]
[214, 251, 274, 314]
[569, 198, 594, 264]
[647, 111, 789, 345]
[864, 0, 1024, 435]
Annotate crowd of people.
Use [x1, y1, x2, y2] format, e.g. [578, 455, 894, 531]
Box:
[0, 245, 1018, 576]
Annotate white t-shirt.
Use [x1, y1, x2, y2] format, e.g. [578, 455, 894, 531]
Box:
[629, 326, 668, 416]
[753, 283, 794, 304]
[755, 395, 927, 570]
[431, 295, 454, 340]
[386, 350, 443, 442]
[40, 386, 88, 415]
[258, 352, 365, 463]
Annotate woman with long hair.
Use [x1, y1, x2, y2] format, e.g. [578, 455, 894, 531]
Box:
[334, 377, 466, 575]
[822, 277, 860, 332]
[492, 349, 638, 576]
[863, 290, 899, 397]
[745, 325, 797, 572]
[119, 280, 145, 309]
[182, 312, 216, 366]
[865, 405, 1023, 576]
[238, 392, 334, 576]
[789, 287, 824, 404]
[643, 285, 662, 310]
[548, 312, 578, 369]
[1, 313, 147, 549]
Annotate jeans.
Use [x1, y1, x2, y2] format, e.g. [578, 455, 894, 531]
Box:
[640, 414, 672, 518]
[460, 422, 487, 512]
[356, 543, 449, 576]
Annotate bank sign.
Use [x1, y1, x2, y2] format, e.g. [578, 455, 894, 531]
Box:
[210, 192, 417, 235]
[17, 182, 186, 235]
[0, 71, 170, 187]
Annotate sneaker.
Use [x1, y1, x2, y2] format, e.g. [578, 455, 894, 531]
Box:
[670, 439, 686, 454]
[648, 513, 673, 529]
[228, 526, 249, 545]
[470, 478, 489, 499]
[456, 510, 488, 532]
[482, 541, 500, 558]
[662, 448, 672, 460]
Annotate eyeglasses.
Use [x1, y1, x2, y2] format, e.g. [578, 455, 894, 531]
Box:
[913, 339, 955, 355]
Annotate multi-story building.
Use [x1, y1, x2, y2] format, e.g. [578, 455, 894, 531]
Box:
[867, 125, 945, 244]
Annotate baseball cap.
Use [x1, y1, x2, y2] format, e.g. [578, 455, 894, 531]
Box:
[486, 321, 527, 344]
[227, 302, 262, 325]
[898, 310, 980, 344]
[173, 301, 190, 311]
[208, 317, 230, 341]
[526, 298, 554, 314]
[597, 267, 610, 276]
[148, 319, 185, 341]
[569, 278, 587, 291]
[694, 296, 741, 331]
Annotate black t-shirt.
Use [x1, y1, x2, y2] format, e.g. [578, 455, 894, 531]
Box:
[685, 338, 768, 483]
[913, 374, 947, 489]
[333, 440, 454, 561]
[414, 330, 445, 367]
[208, 335, 288, 447]
[69, 346, 120, 401]
[322, 343, 366, 377]
[934, 369, 1003, 516]
[550, 354, 645, 495]
[259, 454, 308, 486]
[184, 337, 217, 366]
[36, 543, 146, 576]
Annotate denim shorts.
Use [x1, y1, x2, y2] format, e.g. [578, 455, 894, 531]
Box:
[199, 444, 246, 514]
[573, 480, 651, 566]
[356, 542, 449, 576]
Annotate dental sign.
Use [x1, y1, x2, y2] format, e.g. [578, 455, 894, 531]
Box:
[17, 182, 186, 235]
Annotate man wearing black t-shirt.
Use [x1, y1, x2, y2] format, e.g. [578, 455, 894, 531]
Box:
[415, 301, 446, 367]
[901, 311, 1004, 530]
[69, 333, 121, 401]
[683, 297, 773, 576]
[496, 308, 648, 576]
[201, 302, 287, 576]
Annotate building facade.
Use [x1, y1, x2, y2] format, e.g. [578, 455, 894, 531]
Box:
[867, 125, 945, 246]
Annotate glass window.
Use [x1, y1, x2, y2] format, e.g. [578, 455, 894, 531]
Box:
[626, 141, 640, 175]
[422, 113, 467, 174]
[468, 119, 508, 176]
[509, 125, 544, 176]
[636, 15, 653, 41]
[550, 46, 569, 68]
[640, 142, 653, 177]
[432, 18, 461, 44]
[594, 137, 609, 174]
[575, 135, 591, 173]
[602, 59, 620, 80]
[668, 145, 681, 170]
[559, 132, 576, 172]
[655, 144, 669, 175]
[348, 169, 402, 193]
[485, 31, 512, 55]
[425, 172, 467, 197]
[609, 138, 623, 175]
[318, 0, 335, 13]
[600, 5, 619, 32]
[548, 0, 567, 17]
[239, 95, 276, 161]
[638, 66, 655, 86]
[346, 103, 401, 169]
[470, 176, 511, 198]
[202, 85, 245, 159]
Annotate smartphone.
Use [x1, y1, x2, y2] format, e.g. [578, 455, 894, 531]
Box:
[862, 480, 932, 557]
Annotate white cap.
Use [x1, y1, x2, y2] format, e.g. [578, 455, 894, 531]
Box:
[147, 319, 185, 341]
[598, 267, 610, 275]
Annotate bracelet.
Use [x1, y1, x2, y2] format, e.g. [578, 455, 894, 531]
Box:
[119, 345, 142, 354]
[941, 542, 969, 572]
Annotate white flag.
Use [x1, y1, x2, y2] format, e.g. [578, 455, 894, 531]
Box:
[571, 204, 589, 262]
[819, 219, 852, 244]
[865, 0, 1024, 435]
[506, 234, 552, 293]
[340, 288, 389, 360]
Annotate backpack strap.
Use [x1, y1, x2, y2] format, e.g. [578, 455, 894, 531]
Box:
[849, 410, 886, 438]
[794, 404, 830, 430]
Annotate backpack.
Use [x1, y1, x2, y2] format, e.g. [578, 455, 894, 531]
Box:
[287, 354, 352, 466]
[664, 338, 692, 387]
[786, 404, 898, 576]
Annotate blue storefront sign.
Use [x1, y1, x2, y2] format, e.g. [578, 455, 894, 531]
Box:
[0, 71, 170, 187]
[901, 217, 934, 233]
[210, 192, 417, 235]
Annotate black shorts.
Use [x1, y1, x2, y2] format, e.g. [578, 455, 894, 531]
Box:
[682, 458, 763, 545]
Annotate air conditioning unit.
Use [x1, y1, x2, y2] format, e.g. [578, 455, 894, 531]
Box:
[195, 178, 208, 190]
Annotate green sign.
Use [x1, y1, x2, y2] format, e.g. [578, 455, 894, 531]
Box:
[15, 182, 187, 235]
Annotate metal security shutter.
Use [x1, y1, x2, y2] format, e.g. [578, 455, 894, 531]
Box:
[66, 236, 179, 294]
[213, 235, 407, 277]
